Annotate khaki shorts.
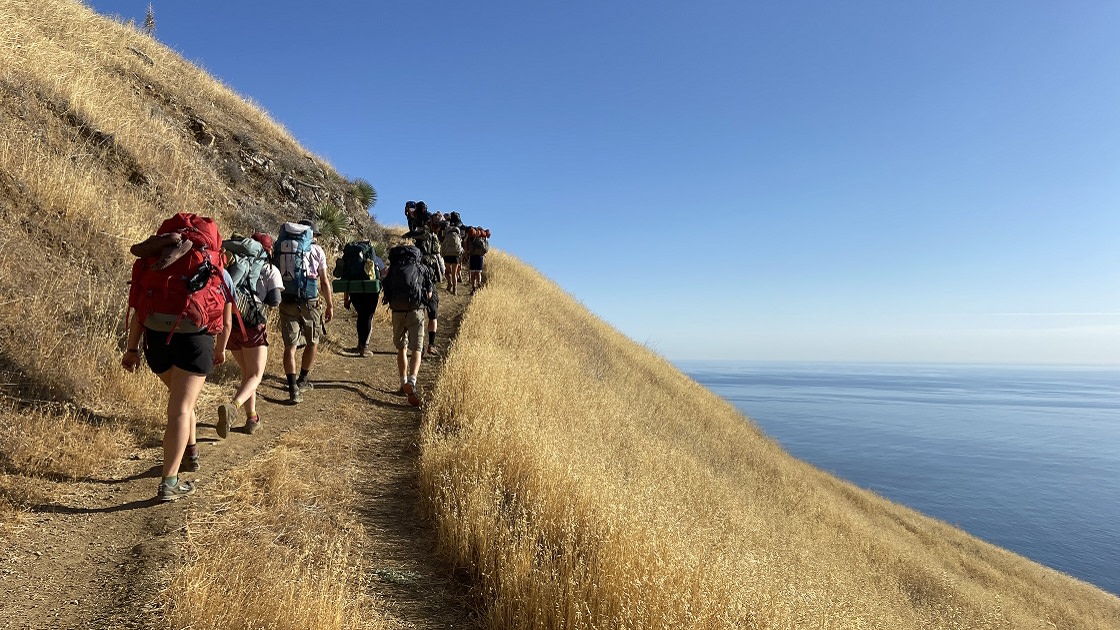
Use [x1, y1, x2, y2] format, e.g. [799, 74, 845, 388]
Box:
[279, 299, 324, 349]
[391, 309, 425, 352]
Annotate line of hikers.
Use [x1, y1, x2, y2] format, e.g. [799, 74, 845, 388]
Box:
[120, 205, 492, 502]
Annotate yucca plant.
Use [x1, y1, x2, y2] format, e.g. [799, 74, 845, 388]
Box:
[314, 201, 352, 247]
[351, 178, 376, 210]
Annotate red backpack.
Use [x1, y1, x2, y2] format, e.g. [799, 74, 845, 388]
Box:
[128, 213, 227, 338]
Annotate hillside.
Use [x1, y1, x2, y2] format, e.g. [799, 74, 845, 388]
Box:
[0, 0, 377, 432]
[421, 251, 1120, 629]
[3, 2, 1120, 629]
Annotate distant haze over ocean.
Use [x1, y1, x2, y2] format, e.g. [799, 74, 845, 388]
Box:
[681, 361, 1120, 596]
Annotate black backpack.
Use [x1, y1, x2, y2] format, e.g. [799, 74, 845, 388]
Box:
[382, 245, 427, 312]
[335, 241, 376, 280]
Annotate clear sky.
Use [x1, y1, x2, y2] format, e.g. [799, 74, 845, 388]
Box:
[87, 1, 1120, 365]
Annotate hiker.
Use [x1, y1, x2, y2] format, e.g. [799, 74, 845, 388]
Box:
[412, 201, 431, 233]
[404, 200, 417, 232]
[122, 213, 232, 502]
[413, 222, 445, 284]
[465, 227, 490, 293]
[440, 222, 463, 294]
[275, 219, 333, 404]
[406, 200, 432, 234]
[412, 226, 444, 356]
[217, 232, 282, 436]
[382, 243, 433, 406]
[334, 239, 384, 357]
[446, 212, 465, 284]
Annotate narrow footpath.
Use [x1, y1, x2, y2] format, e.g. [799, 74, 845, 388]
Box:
[0, 285, 477, 629]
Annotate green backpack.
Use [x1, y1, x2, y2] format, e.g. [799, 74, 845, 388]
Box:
[332, 240, 381, 294]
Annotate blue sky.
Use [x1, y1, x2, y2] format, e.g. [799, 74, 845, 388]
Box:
[88, 1, 1120, 364]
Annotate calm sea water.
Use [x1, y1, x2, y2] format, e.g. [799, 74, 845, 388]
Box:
[679, 361, 1120, 596]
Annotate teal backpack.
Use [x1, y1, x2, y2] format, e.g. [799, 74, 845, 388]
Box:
[223, 235, 269, 326]
[275, 222, 318, 300]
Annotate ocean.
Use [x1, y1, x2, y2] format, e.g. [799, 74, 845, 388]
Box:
[679, 361, 1120, 596]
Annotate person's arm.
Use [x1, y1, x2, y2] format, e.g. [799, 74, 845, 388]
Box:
[262, 265, 283, 307]
[315, 247, 334, 321]
[214, 270, 234, 364]
[121, 308, 144, 372]
[264, 288, 282, 307]
[214, 302, 232, 365]
[320, 274, 334, 322]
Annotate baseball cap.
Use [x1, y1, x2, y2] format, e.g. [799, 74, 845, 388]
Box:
[297, 219, 321, 235]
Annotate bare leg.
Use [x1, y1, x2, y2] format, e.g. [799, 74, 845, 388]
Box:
[232, 345, 267, 418]
[160, 367, 207, 478]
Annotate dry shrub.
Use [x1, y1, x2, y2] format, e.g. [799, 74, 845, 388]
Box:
[163, 415, 388, 630]
[420, 251, 1120, 630]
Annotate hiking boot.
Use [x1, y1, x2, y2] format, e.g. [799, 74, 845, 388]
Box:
[403, 383, 421, 407]
[245, 416, 260, 435]
[158, 479, 195, 502]
[288, 388, 302, 405]
[216, 402, 237, 439]
[182, 455, 200, 472]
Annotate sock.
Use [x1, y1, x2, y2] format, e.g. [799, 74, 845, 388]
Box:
[184, 444, 198, 459]
[428, 331, 436, 347]
[401, 375, 408, 386]
[163, 475, 178, 488]
[286, 373, 297, 393]
[298, 369, 310, 382]
[407, 375, 417, 386]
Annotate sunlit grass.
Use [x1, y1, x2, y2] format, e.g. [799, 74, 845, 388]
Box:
[420, 251, 1120, 630]
[163, 415, 389, 629]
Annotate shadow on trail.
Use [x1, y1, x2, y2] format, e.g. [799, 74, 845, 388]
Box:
[89, 464, 162, 484]
[30, 496, 160, 515]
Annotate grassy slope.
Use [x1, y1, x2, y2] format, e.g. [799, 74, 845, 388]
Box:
[422, 252, 1120, 630]
[0, 0, 373, 497]
[3, 2, 1119, 628]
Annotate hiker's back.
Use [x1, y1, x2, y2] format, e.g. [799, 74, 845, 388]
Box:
[275, 222, 318, 301]
[441, 226, 463, 256]
[223, 234, 269, 327]
[383, 245, 428, 312]
[128, 213, 226, 334]
[333, 240, 381, 294]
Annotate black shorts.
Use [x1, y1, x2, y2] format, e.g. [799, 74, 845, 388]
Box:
[425, 290, 439, 320]
[468, 254, 484, 271]
[443, 255, 459, 266]
[144, 328, 216, 376]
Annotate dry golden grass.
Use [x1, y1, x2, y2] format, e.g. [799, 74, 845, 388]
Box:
[0, 0, 369, 498]
[163, 413, 388, 630]
[420, 251, 1120, 630]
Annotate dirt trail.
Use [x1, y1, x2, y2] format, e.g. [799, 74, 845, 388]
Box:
[0, 287, 477, 629]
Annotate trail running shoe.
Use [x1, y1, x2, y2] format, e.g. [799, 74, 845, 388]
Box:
[216, 402, 237, 439]
[296, 377, 314, 391]
[245, 416, 260, 435]
[288, 388, 302, 405]
[403, 383, 421, 407]
[158, 479, 195, 502]
[183, 455, 200, 472]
